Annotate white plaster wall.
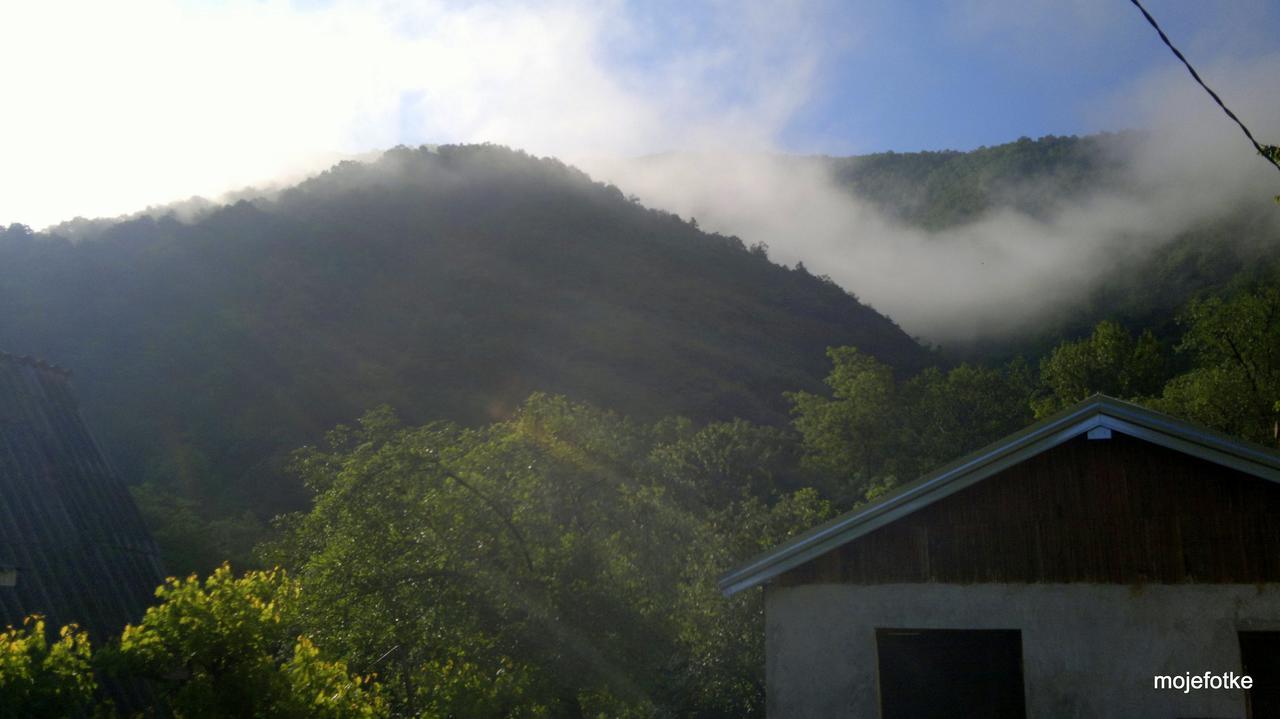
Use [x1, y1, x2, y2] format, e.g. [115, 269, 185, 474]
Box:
[766, 583, 1280, 719]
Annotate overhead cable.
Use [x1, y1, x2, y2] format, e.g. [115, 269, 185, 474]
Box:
[1127, 0, 1280, 177]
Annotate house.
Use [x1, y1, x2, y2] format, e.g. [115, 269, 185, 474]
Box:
[720, 395, 1280, 719]
[0, 351, 164, 643]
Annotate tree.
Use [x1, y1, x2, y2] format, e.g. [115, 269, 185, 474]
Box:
[787, 347, 900, 497]
[114, 565, 386, 719]
[677, 488, 832, 714]
[1033, 320, 1167, 417]
[647, 418, 807, 509]
[0, 617, 96, 718]
[264, 399, 681, 716]
[1151, 286, 1280, 444]
[788, 347, 1033, 503]
[901, 359, 1034, 472]
[264, 395, 831, 717]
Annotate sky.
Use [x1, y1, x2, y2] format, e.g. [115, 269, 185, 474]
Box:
[2, 0, 1278, 230]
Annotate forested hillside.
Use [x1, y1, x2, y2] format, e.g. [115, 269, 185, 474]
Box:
[826, 133, 1134, 229]
[824, 133, 1280, 360]
[0, 145, 927, 520]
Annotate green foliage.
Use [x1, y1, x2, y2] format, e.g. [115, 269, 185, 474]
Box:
[788, 347, 898, 487]
[788, 348, 1034, 502]
[130, 483, 266, 576]
[0, 616, 96, 717]
[1261, 145, 1280, 203]
[115, 565, 386, 718]
[648, 418, 809, 509]
[262, 394, 829, 717]
[900, 358, 1035, 473]
[827, 133, 1135, 229]
[1149, 285, 1280, 444]
[675, 488, 833, 715]
[1033, 320, 1168, 417]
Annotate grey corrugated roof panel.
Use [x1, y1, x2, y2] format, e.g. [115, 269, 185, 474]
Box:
[0, 351, 71, 377]
[719, 394, 1280, 597]
[0, 352, 164, 643]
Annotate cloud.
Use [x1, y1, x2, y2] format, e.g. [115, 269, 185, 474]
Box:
[0, 0, 832, 229]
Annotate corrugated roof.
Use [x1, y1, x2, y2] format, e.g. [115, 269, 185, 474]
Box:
[0, 352, 165, 641]
[719, 395, 1280, 596]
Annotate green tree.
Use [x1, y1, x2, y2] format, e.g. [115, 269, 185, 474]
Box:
[647, 418, 807, 509]
[114, 565, 386, 718]
[264, 395, 829, 717]
[265, 399, 679, 716]
[788, 347, 1033, 503]
[1152, 286, 1280, 444]
[677, 488, 833, 714]
[900, 359, 1035, 471]
[0, 616, 96, 718]
[130, 482, 266, 576]
[787, 347, 900, 494]
[1033, 320, 1167, 417]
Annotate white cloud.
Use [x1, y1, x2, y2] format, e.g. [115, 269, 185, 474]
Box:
[0, 0, 829, 228]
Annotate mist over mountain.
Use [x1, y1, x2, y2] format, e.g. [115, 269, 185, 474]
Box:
[595, 131, 1280, 353]
[822, 132, 1280, 358]
[0, 144, 927, 514]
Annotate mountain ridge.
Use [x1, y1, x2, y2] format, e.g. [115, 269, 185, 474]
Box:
[0, 144, 930, 515]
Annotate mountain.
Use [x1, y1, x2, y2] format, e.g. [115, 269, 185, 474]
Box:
[0, 145, 929, 514]
[824, 133, 1280, 359]
[824, 133, 1136, 229]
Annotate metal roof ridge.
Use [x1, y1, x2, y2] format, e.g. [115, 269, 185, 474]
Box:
[0, 350, 72, 378]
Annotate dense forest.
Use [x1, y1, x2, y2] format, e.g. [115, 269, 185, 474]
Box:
[4, 136, 1280, 716]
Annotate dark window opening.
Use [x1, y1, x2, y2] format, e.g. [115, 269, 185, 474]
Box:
[876, 628, 1027, 719]
[1240, 631, 1280, 719]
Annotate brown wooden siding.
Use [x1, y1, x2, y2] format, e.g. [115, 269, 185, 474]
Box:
[779, 433, 1280, 586]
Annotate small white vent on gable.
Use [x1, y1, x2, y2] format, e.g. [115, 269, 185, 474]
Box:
[1087, 426, 1113, 440]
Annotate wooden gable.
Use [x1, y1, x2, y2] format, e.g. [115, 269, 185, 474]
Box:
[779, 433, 1280, 586]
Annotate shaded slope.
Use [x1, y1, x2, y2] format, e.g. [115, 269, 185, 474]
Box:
[0, 145, 929, 514]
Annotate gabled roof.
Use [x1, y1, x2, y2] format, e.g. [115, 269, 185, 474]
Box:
[719, 395, 1280, 596]
[0, 352, 165, 638]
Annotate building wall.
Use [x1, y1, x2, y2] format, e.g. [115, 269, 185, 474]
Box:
[767, 582, 1280, 719]
[779, 434, 1280, 588]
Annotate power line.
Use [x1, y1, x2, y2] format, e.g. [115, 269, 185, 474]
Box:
[1127, 0, 1280, 176]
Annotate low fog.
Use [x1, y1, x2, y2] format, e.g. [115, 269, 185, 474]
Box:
[586, 55, 1280, 343]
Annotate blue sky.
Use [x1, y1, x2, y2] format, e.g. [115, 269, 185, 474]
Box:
[801, 1, 1279, 153]
[630, 0, 1280, 154]
[2, 0, 1278, 227]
